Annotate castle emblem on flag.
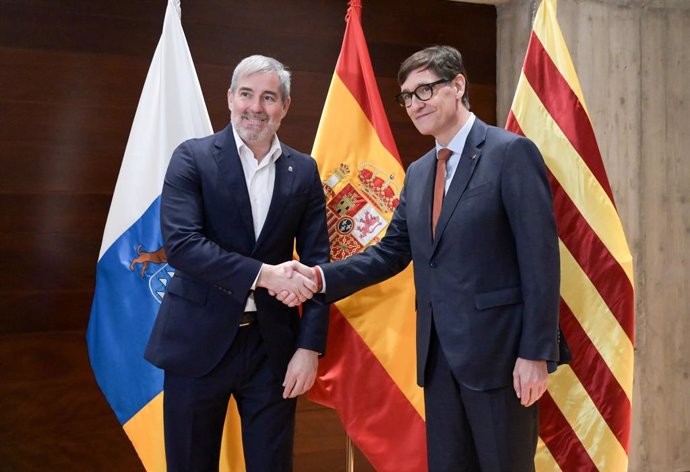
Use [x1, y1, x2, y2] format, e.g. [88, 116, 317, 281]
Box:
[322, 163, 400, 260]
[130, 244, 174, 303]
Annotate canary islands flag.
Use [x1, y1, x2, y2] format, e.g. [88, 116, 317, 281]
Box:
[86, 1, 244, 470]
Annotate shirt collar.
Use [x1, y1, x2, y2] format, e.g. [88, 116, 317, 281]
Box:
[231, 125, 283, 165]
[435, 112, 476, 157]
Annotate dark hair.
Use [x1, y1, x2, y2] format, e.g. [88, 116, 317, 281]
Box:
[397, 45, 470, 109]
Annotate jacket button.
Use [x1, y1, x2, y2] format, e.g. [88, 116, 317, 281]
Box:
[429, 260, 437, 268]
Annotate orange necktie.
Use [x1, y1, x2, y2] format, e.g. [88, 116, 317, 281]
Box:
[432, 148, 452, 238]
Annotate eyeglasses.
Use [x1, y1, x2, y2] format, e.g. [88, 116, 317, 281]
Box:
[395, 79, 451, 108]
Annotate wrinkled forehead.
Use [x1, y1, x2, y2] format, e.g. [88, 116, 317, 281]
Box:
[234, 71, 281, 92]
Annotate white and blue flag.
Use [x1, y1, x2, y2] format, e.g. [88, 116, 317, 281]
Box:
[86, 0, 216, 469]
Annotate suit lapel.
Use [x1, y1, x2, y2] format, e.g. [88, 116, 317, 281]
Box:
[417, 149, 438, 244]
[253, 145, 294, 250]
[213, 126, 256, 242]
[431, 119, 487, 254]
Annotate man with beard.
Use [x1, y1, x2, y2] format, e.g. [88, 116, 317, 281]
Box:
[144, 55, 330, 472]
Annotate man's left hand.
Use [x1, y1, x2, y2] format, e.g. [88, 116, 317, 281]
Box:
[282, 348, 319, 399]
[513, 357, 548, 407]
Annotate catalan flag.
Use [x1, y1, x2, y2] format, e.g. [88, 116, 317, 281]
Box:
[86, 1, 244, 470]
[506, 1, 635, 470]
[308, 1, 427, 470]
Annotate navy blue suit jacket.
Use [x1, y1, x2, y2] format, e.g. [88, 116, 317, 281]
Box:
[145, 124, 330, 379]
[322, 119, 561, 390]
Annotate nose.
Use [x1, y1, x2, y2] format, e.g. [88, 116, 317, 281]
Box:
[248, 96, 264, 112]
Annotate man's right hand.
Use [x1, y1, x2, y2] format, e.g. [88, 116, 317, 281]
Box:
[256, 261, 317, 307]
[271, 261, 319, 307]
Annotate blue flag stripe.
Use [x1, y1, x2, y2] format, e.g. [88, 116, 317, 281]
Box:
[87, 198, 167, 424]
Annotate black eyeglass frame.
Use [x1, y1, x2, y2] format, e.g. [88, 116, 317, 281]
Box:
[395, 79, 452, 108]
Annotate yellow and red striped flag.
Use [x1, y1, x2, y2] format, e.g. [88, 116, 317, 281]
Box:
[308, 1, 426, 470]
[506, 1, 635, 471]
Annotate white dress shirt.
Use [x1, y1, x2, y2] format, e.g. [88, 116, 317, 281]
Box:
[231, 126, 283, 311]
[436, 112, 476, 193]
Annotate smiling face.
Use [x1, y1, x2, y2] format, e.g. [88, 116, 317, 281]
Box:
[400, 67, 468, 146]
[228, 71, 291, 155]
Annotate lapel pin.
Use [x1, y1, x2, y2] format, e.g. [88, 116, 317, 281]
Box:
[471, 153, 478, 160]
[288, 166, 293, 172]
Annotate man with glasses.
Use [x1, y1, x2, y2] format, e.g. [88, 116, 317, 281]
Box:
[281, 45, 564, 472]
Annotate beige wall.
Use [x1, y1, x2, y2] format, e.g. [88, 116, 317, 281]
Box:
[496, 0, 690, 470]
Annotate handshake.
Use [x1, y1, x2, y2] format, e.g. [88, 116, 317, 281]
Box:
[256, 261, 320, 307]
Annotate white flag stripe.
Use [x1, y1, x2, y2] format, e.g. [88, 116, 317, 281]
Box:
[99, 0, 212, 259]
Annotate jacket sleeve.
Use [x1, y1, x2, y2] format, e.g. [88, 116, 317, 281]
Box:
[160, 140, 262, 307]
[321, 168, 414, 303]
[294, 160, 331, 353]
[501, 136, 560, 362]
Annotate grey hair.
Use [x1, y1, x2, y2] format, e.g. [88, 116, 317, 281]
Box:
[229, 55, 291, 101]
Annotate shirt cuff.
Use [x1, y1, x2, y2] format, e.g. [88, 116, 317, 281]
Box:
[316, 266, 326, 293]
[251, 264, 263, 290]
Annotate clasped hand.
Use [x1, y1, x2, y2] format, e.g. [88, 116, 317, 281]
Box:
[257, 261, 318, 307]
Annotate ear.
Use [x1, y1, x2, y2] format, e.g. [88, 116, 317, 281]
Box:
[281, 95, 292, 118]
[227, 89, 234, 113]
[453, 74, 466, 98]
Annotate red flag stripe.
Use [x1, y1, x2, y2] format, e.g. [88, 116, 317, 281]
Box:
[539, 391, 599, 472]
[335, 12, 400, 163]
[521, 32, 616, 207]
[309, 306, 427, 472]
[507, 115, 634, 340]
[548, 172, 634, 339]
[505, 111, 521, 136]
[560, 299, 632, 450]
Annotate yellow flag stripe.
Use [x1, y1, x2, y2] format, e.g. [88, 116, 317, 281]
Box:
[548, 366, 630, 471]
[123, 393, 166, 472]
[559, 240, 634, 399]
[512, 77, 634, 283]
[313, 75, 405, 184]
[124, 392, 246, 472]
[536, 438, 564, 472]
[335, 269, 425, 418]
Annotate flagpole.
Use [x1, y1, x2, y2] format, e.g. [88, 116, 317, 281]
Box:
[345, 435, 355, 472]
[340, 6, 359, 472]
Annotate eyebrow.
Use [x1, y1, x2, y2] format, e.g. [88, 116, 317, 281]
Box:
[400, 82, 425, 94]
[238, 86, 278, 97]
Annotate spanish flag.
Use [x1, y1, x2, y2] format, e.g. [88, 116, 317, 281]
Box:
[308, 1, 426, 470]
[506, 1, 635, 470]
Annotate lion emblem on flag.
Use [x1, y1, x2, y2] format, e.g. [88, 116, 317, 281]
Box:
[130, 244, 174, 303]
[322, 163, 400, 261]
